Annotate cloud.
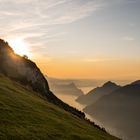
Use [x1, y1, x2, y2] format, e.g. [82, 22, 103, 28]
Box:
[0, 0, 104, 43]
[122, 36, 135, 41]
[0, 0, 102, 28]
[0, 0, 133, 54]
[128, 23, 135, 27]
[83, 58, 116, 62]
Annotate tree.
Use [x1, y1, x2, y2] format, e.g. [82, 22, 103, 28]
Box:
[23, 55, 28, 59]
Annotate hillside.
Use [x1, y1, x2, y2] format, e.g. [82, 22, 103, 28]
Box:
[76, 81, 120, 105]
[0, 75, 119, 140]
[0, 38, 84, 118]
[84, 82, 140, 140]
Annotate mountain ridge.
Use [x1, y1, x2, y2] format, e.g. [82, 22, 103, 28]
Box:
[76, 81, 121, 105]
[84, 82, 140, 140]
[131, 80, 140, 85]
[49, 81, 84, 96]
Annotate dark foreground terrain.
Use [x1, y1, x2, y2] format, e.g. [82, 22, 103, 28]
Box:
[0, 75, 119, 140]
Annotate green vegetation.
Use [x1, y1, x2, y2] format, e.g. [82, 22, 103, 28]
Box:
[0, 38, 85, 119]
[0, 75, 119, 140]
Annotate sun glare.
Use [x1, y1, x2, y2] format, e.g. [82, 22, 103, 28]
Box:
[8, 38, 30, 57]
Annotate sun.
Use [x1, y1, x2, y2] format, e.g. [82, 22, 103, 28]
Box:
[8, 38, 30, 57]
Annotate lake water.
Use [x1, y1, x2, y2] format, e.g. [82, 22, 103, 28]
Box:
[54, 86, 94, 109]
[55, 94, 85, 111]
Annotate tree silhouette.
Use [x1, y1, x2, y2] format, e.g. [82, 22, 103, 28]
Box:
[23, 55, 28, 59]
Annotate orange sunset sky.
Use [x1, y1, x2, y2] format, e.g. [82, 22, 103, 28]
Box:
[0, 0, 139, 80]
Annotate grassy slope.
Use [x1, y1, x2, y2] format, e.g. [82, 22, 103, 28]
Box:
[0, 75, 119, 140]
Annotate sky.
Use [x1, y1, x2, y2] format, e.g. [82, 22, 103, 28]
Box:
[0, 0, 140, 80]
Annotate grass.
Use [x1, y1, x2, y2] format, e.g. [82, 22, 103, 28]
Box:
[0, 75, 119, 140]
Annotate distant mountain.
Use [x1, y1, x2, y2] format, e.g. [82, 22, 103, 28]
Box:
[48, 77, 103, 91]
[0, 38, 85, 118]
[84, 82, 140, 140]
[49, 81, 84, 96]
[131, 80, 140, 85]
[76, 81, 120, 105]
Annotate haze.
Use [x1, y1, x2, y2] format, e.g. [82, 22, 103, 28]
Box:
[0, 0, 140, 80]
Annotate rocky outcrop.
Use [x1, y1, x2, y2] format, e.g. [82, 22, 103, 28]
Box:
[0, 39, 49, 96]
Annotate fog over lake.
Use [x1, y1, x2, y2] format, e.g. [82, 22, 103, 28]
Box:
[49, 78, 140, 140]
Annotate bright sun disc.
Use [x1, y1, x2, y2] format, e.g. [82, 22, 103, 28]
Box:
[8, 38, 30, 57]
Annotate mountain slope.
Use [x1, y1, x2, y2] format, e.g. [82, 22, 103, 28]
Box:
[0, 75, 118, 140]
[0, 38, 84, 118]
[76, 81, 120, 105]
[84, 83, 140, 140]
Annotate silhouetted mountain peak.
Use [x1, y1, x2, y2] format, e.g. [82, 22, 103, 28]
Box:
[103, 81, 118, 88]
[84, 81, 140, 140]
[76, 81, 120, 105]
[69, 82, 76, 87]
